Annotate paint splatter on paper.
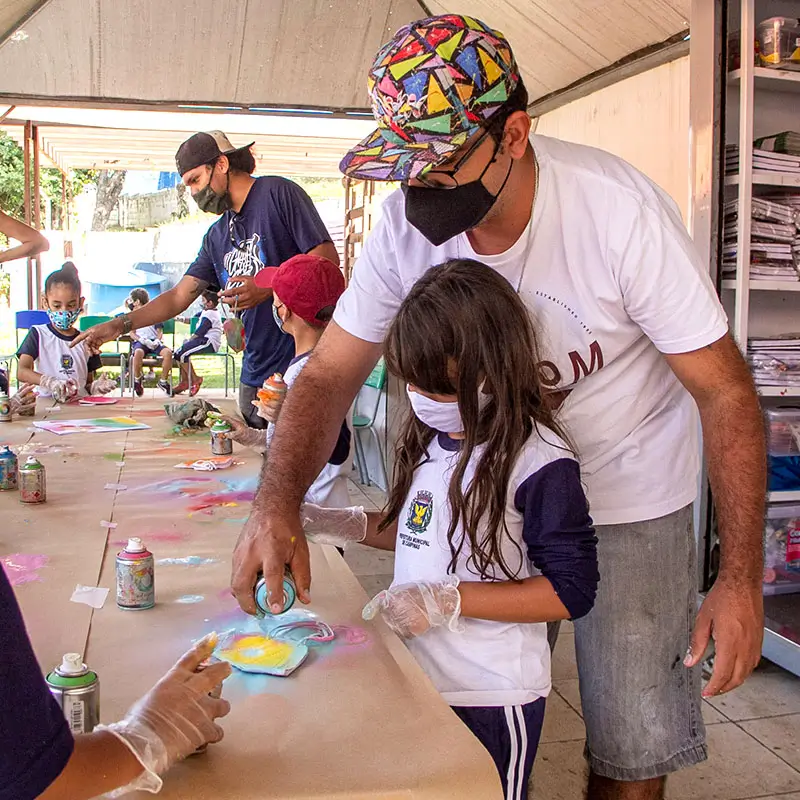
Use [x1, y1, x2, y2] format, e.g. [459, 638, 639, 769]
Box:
[33, 417, 150, 436]
[175, 595, 205, 604]
[216, 632, 307, 676]
[157, 556, 218, 566]
[1, 553, 49, 585]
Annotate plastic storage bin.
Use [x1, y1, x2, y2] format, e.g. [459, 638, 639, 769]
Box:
[764, 502, 800, 595]
[766, 407, 800, 491]
[757, 17, 800, 71]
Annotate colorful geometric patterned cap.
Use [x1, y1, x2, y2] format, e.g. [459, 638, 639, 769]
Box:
[339, 15, 519, 183]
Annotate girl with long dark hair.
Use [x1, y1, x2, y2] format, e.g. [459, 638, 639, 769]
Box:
[300, 258, 598, 797]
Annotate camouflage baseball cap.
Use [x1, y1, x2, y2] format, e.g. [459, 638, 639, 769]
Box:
[340, 15, 520, 183]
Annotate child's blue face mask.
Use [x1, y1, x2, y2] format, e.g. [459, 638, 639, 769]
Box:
[47, 308, 81, 330]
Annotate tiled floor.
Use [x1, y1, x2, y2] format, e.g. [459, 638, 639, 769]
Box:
[344, 479, 800, 800]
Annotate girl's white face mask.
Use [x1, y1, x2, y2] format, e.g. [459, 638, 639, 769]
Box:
[406, 384, 489, 433]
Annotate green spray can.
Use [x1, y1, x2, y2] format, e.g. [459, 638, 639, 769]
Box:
[46, 653, 100, 734]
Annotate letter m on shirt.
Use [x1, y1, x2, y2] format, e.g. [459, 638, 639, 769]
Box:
[568, 340, 604, 384]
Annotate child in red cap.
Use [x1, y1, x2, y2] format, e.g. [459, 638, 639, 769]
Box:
[222, 254, 352, 507]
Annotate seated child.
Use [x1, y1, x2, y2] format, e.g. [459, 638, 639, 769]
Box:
[17, 262, 116, 401]
[172, 290, 223, 397]
[297, 259, 599, 796]
[222, 254, 352, 508]
[127, 288, 173, 396]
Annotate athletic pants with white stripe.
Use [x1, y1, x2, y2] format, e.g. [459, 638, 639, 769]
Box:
[453, 698, 546, 800]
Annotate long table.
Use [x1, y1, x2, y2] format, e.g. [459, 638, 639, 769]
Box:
[1, 395, 502, 799]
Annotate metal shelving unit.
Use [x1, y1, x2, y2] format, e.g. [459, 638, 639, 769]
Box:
[692, 0, 800, 677]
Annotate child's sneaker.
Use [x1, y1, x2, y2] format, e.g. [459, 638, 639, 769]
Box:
[189, 376, 204, 397]
[134, 377, 144, 397]
[157, 379, 172, 396]
[172, 381, 189, 395]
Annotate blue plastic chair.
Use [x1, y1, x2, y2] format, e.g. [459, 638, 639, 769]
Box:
[353, 359, 388, 488]
[0, 310, 50, 382]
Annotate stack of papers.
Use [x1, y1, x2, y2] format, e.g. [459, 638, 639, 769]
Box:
[756, 131, 800, 157]
[722, 196, 800, 280]
[726, 145, 800, 175]
[749, 336, 800, 387]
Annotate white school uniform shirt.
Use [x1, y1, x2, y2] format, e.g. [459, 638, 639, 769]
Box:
[134, 324, 162, 345]
[394, 430, 595, 707]
[16, 324, 102, 398]
[334, 134, 729, 526]
[265, 351, 353, 508]
[198, 308, 222, 351]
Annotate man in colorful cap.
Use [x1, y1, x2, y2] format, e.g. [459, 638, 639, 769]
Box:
[74, 131, 339, 427]
[232, 15, 766, 800]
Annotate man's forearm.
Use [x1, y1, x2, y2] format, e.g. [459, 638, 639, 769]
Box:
[253, 324, 381, 514]
[122, 286, 194, 331]
[700, 383, 766, 584]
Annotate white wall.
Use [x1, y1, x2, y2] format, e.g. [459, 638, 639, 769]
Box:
[536, 57, 691, 222]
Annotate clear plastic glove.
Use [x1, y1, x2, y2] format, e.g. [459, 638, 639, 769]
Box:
[300, 503, 367, 548]
[10, 384, 36, 414]
[251, 396, 283, 423]
[141, 338, 161, 351]
[218, 415, 268, 453]
[90, 376, 117, 395]
[39, 374, 78, 403]
[362, 576, 464, 639]
[95, 632, 232, 796]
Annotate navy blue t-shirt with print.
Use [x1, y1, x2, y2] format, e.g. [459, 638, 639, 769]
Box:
[0, 565, 74, 799]
[185, 176, 333, 387]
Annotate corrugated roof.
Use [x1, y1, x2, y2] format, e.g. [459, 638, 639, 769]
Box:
[0, 0, 690, 110]
[0, 105, 376, 174]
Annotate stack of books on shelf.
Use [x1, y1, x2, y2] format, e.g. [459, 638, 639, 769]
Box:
[723, 196, 800, 280]
[750, 336, 800, 388]
[726, 144, 800, 176]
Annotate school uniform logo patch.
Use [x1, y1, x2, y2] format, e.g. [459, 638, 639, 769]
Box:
[406, 490, 433, 534]
[60, 354, 74, 370]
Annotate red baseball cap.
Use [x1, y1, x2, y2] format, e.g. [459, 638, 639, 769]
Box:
[254, 254, 345, 326]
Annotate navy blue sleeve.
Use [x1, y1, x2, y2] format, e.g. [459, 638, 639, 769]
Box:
[274, 179, 333, 254]
[194, 317, 212, 339]
[328, 420, 352, 466]
[514, 458, 598, 620]
[0, 565, 74, 799]
[16, 327, 39, 360]
[184, 229, 220, 288]
[87, 353, 103, 373]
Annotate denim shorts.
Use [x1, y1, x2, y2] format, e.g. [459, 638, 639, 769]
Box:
[572, 504, 707, 781]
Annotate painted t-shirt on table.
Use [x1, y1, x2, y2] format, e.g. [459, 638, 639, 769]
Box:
[185, 176, 334, 387]
[333, 134, 730, 526]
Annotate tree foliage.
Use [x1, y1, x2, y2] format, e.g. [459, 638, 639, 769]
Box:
[0, 132, 96, 228]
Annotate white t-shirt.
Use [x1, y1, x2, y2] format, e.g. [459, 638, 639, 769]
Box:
[394, 430, 596, 707]
[134, 324, 163, 348]
[198, 308, 223, 351]
[266, 351, 353, 507]
[334, 134, 729, 525]
[16, 324, 102, 398]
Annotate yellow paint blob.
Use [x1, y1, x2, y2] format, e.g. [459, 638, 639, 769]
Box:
[218, 634, 295, 668]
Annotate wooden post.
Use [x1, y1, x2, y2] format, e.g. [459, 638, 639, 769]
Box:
[32, 124, 42, 308]
[23, 121, 33, 310]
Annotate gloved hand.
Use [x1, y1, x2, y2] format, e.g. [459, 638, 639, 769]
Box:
[39, 375, 78, 403]
[90, 376, 117, 395]
[141, 338, 161, 351]
[96, 633, 232, 797]
[218, 415, 268, 453]
[362, 576, 464, 639]
[251, 396, 283, 423]
[300, 503, 367, 548]
[10, 384, 36, 415]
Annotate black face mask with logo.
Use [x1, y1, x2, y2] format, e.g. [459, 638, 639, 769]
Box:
[193, 168, 232, 215]
[401, 144, 513, 246]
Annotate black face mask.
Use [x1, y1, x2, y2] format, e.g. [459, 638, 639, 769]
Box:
[193, 169, 231, 215]
[402, 147, 513, 246]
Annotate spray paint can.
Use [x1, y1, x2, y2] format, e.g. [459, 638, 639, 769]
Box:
[19, 456, 46, 503]
[0, 445, 17, 491]
[254, 569, 297, 616]
[46, 653, 100, 734]
[0, 392, 11, 423]
[210, 419, 233, 456]
[192, 656, 224, 755]
[116, 537, 155, 610]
